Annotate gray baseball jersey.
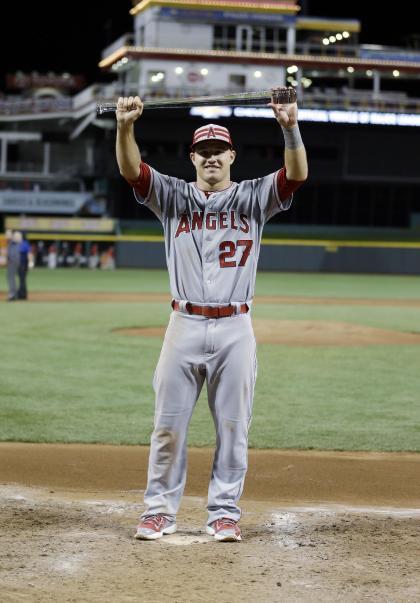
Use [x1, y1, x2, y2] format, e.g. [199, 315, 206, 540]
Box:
[132, 166, 293, 527]
[134, 167, 292, 304]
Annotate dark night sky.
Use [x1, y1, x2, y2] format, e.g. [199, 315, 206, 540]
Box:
[304, 1, 417, 49]
[1, 1, 417, 87]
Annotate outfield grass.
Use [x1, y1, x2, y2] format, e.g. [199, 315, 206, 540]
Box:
[4, 267, 420, 300]
[1, 268, 420, 451]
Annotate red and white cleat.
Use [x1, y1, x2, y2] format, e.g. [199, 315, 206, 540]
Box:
[206, 518, 242, 542]
[134, 514, 177, 540]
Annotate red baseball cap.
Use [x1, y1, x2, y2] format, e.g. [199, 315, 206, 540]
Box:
[191, 124, 233, 149]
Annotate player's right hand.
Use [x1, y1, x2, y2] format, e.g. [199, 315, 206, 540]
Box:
[116, 96, 143, 125]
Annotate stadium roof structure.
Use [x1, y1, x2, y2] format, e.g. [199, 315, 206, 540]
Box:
[130, 0, 300, 16]
[99, 46, 420, 73]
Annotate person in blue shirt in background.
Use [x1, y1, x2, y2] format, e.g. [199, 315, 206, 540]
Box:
[14, 231, 33, 300]
[6, 229, 20, 301]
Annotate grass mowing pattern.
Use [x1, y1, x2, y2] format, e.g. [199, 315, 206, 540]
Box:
[1, 268, 420, 450]
[3, 267, 420, 299]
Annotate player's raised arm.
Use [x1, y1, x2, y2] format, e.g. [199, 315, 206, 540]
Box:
[268, 87, 308, 182]
[115, 96, 144, 181]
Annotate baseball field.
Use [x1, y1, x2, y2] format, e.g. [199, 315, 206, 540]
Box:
[1, 267, 420, 602]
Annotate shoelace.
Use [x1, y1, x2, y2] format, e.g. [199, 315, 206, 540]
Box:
[215, 518, 237, 530]
[142, 514, 166, 530]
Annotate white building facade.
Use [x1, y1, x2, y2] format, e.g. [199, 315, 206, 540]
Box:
[100, 0, 359, 99]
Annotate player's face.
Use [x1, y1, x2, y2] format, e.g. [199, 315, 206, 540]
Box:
[190, 142, 236, 185]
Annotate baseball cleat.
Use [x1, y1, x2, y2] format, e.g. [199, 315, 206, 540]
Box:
[134, 514, 177, 540]
[206, 518, 242, 542]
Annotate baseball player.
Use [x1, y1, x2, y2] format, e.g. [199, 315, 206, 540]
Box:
[116, 88, 307, 542]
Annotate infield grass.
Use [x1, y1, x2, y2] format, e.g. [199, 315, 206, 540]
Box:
[1, 268, 420, 451]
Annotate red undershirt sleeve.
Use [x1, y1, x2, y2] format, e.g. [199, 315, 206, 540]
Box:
[277, 167, 305, 202]
[125, 162, 152, 198]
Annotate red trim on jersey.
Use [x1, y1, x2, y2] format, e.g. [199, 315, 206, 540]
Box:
[277, 167, 305, 202]
[125, 162, 152, 198]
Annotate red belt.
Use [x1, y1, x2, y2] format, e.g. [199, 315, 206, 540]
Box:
[171, 300, 248, 318]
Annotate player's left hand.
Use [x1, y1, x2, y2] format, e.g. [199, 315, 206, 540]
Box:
[268, 87, 298, 129]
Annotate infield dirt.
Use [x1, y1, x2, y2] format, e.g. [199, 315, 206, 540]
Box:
[1, 444, 420, 603]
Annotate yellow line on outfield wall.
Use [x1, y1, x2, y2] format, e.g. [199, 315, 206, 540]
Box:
[27, 234, 163, 242]
[26, 233, 420, 249]
[261, 238, 420, 249]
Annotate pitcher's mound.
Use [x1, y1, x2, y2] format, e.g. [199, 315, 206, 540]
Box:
[113, 320, 420, 346]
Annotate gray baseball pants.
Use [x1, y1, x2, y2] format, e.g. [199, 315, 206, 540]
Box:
[7, 262, 18, 299]
[141, 309, 257, 526]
